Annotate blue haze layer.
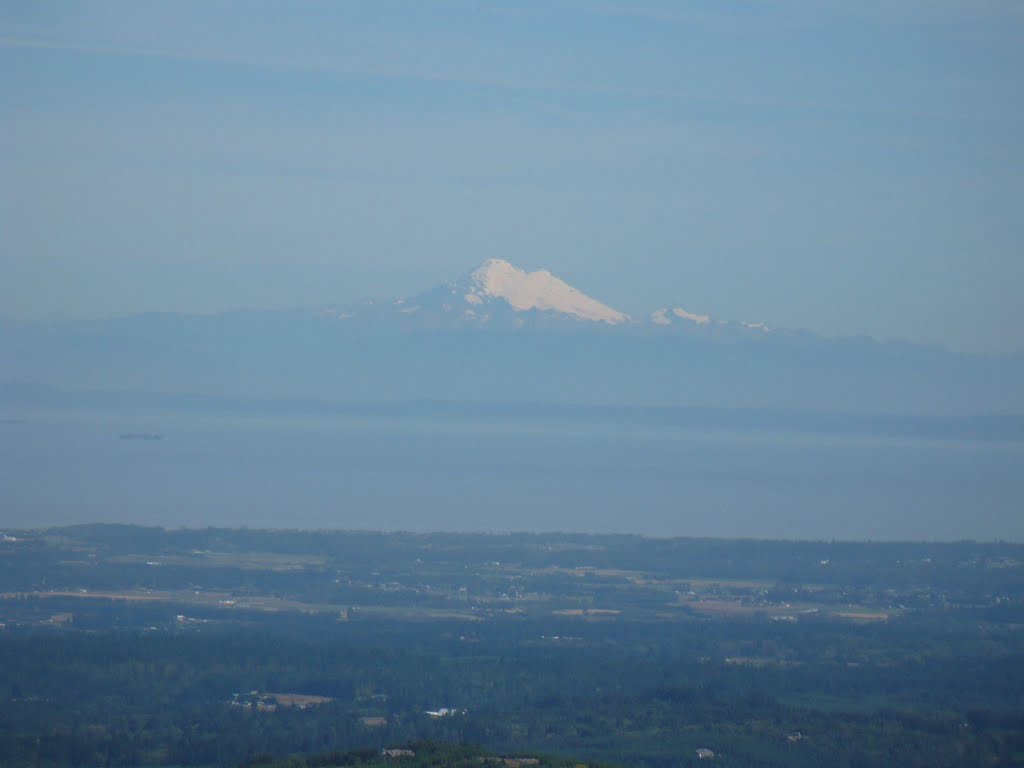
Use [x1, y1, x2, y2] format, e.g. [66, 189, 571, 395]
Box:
[2, 405, 1021, 541]
[2, 1, 1023, 352]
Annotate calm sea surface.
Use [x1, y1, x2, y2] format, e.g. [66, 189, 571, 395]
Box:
[2, 408, 1022, 541]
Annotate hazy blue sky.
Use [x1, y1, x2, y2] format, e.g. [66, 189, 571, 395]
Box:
[2, 1, 1022, 352]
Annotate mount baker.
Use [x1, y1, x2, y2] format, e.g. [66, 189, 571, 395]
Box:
[319, 259, 768, 333]
[2, 259, 1021, 412]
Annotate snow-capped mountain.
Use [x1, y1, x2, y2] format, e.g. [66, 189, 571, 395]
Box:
[319, 259, 631, 330]
[463, 259, 629, 325]
[649, 306, 771, 333]
[651, 307, 712, 327]
[320, 258, 767, 333]
[3, 258, 1022, 413]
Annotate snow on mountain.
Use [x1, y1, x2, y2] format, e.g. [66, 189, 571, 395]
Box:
[651, 307, 712, 326]
[320, 258, 773, 333]
[464, 259, 629, 325]
[672, 307, 711, 325]
[318, 259, 630, 328]
[650, 305, 773, 335]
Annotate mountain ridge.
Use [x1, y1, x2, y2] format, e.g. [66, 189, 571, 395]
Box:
[317, 258, 770, 335]
[2, 259, 1022, 414]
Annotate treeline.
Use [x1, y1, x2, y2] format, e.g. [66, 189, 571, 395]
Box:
[1, 614, 1022, 767]
[12, 525, 1024, 591]
[238, 742, 602, 768]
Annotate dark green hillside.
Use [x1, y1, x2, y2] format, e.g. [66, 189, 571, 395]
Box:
[239, 742, 605, 768]
[1, 527, 1023, 767]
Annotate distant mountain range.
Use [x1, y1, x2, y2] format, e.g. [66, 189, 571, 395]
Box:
[317, 258, 771, 334]
[2, 260, 1022, 414]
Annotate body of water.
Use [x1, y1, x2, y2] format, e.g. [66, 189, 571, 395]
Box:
[2, 407, 1021, 541]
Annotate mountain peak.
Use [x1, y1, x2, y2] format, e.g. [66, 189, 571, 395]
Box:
[466, 259, 629, 325]
[651, 307, 713, 326]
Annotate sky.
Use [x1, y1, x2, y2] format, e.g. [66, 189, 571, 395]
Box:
[2, 0, 1022, 353]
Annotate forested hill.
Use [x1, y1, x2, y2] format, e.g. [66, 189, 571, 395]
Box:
[3, 528, 1022, 767]
[239, 742, 607, 768]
